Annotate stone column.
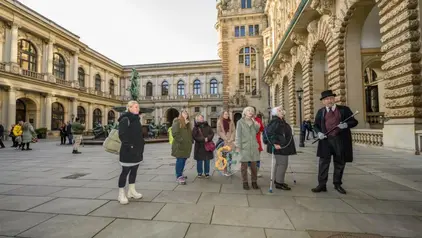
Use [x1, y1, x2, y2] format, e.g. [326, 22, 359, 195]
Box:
[87, 103, 93, 130]
[7, 88, 16, 128]
[104, 71, 109, 94]
[45, 95, 52, 130]
[47, 40, 54, 74]
[72, 99, 78, 121]
[89, 64, 93, 89]
[203, 106, 208, 121]
[9, 23, 19, 64]
[102, 106, 107, 124]
[72, 52, 79, 87]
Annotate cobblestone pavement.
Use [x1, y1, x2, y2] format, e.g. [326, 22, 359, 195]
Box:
[0, 138, 421, 238]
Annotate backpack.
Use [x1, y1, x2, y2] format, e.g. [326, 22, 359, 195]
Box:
[103, 119, 130, 155]
[168, 127, 173, 145]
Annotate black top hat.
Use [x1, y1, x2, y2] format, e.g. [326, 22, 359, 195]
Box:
[320, 90, 336, 100]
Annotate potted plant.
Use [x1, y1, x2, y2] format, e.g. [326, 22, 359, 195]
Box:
[35, 128, 47, 139]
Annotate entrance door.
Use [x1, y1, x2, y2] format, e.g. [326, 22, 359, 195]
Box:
[233, 112, 242, 127]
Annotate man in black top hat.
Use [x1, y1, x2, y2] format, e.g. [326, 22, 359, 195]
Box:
[311, 90, 358, 194]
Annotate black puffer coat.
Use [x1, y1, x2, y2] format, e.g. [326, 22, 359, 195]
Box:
[265, 116, 297, 156]
[192, 122, 214, 160]
[118, 112, 145, 164]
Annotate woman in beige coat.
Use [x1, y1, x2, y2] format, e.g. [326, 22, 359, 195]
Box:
[216, 110, 235, 176]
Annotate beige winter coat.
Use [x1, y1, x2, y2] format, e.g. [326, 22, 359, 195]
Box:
[217, 119, 235, 148]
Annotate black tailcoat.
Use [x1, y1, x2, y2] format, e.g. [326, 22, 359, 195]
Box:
[313, 105, 358, 162]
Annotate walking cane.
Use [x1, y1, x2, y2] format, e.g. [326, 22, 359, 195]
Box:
[269, 146, 275, 193]
[312, 111, 360, 144]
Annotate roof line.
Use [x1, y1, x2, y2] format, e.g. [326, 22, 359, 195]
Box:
[123, 59, 222, 68]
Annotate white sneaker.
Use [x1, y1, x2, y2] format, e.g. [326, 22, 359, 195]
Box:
[127, 184, 143, 199]
[118, 188, 129, 205]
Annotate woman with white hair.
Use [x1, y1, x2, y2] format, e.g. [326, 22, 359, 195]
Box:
[235, 106, 261, 190]
[264, 106, 296, 190]
[117, 100, 145, 204]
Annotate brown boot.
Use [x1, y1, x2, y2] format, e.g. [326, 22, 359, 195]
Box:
[243, 182, 250, 190]
[252, 182, 260, 190]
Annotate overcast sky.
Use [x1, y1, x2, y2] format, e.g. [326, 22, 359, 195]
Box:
[18, 0, 220, 65]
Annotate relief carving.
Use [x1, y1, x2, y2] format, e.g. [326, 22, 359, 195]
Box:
[55, 46, 71, 62]
[228, 92, 248, 107]
[17, 30, 43, 54]
[307, 20, 318, 34]
[290, 32, 307, 46]
[0, 21, 5, 42]
[290, 46, 298, 56]
[310, 0, 334, 16]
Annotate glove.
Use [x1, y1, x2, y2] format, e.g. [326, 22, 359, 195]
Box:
[338, 123, 348, 129]
[317, 132, 326, 140]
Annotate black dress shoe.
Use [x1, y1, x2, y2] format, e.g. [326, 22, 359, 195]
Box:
[311, 185, 327, 193]
[275, 183, 291, 190]
[334, 185, 347, 194]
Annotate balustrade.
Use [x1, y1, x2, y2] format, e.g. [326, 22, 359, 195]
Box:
[366, 112, 385, 124]
[22, 69, 44, 80]
[351, 129, 383, 147]
[56, 78, 72, 87]
[0, 63, 5, 71]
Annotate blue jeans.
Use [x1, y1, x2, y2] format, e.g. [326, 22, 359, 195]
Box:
[248, 161, 260, 168]
[197, 160, 210, 175]
[175, 158, 187, 178]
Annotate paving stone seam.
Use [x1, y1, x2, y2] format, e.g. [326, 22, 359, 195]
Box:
[90, 217, 117, 238]
[182, 223, 192, 238]
[150, 201, 169, 221]
[14, 213, 59, 237]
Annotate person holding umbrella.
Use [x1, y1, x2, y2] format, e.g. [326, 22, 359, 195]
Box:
[312, 90, 358, 194]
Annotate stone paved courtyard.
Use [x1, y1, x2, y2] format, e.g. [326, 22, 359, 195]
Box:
[0, 138, 421, 238]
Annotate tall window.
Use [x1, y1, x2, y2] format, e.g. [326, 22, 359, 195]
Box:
[51, 102, 64, 130]
[93, 108, 102, 127]
[239, 73, 245, 91]
[249, 25, 260, 36]
[252, 78, 257, 95]
[108, 111, 115, 123]
[95, 74, 102, 91]
[239, 47, 256, 67]
[78, 67, 85, 87]
[53, 53, 66, 80]
[241, 0, 252, 9]
[177, 80, 185, 96]
[210, 79, 218, 95]
[18, 39, 37, 72]
[245, 76, 251, 93]
[193, 79, 201, 95]
[146, 82, 153, 97]
[235, 26, 240, 37]
[109, 80, 115, 95]
[240, 26, 245, 36]
[161, 81, 169, 96]
[77, 106, 86, 124]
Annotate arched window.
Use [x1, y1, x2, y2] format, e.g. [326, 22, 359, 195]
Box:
[95, 74, 102, 91]
[18, 39, 37, 72]
[93, 108, 102, 127]
[210, 79, 218, 95]
[193, 79, 201, 95]
[108, 111, 115, 123]
[161, 81, 169, 96]
[77, 106, 86, 124]
[146, 82, 153, 97]
[78, 67, 85, 87]
[239, 47, 256, 67]
[109, 79, 115, 95]
[51, 102, 64, 130]
[53, 53, 66, 80]
[177, 80, 185, 96]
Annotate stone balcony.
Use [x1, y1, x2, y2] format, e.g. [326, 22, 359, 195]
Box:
[0, 62, 5, 72]
[136, 94, 223, 102]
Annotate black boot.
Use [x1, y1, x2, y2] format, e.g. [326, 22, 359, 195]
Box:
[72, 150, 81, 154]
[334, 185, 347, 194]
[251, 182, 260, 190]
[243, 182, 250, 190]
[275, 182, 291, 190]
[311, 185, 327, 193]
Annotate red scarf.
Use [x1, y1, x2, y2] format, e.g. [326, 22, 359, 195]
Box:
[222, 119, 230, 133]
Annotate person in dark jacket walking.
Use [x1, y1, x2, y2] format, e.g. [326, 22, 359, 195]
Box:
[0, 123, 5, 148]
[192, 114, 214, 178]
[60, 122, 67, 145]
[312, 90, 358, 194]
[66, 121, 73, 145]
[117, 100, 145, 205]
[265, 106, 296, 190]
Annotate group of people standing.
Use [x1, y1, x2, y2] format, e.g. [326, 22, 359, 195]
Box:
[8, 121, 36, 150]
[115, 89, 358, 204]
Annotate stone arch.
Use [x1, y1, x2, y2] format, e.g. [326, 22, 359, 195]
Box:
[15, 97, 38, 127]
[17, 38, 42, 73]
[292, 62, 304, 125]
[165, 108, 180, 126]
[236, 44, 260, 54]
[281, 76, 291, 124]
[274, 83, 281, 107]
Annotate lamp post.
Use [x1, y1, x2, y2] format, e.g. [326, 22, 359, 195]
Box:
[296, 87, 305, 147]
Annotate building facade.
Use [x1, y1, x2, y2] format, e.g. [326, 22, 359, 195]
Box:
[216, 0, 270, 123]
[0, 0, 124, 135]
[262, 0, 422, 153]
[121, 61, 223, 128]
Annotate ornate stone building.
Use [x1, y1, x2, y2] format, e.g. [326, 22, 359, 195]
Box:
[216, 0, 270, 123]
[121, 61, 223, 128]
[262, 0, 422, 153]
[0, 0, 122, 134]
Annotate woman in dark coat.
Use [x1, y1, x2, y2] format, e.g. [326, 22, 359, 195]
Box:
[117, 100, 145, 205]
[264, 106, 296, 190]
[192, 114, 214, 178]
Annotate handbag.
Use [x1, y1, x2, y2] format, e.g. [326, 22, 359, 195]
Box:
[197, 127, 215, 152]
[103, 119, 130, 155]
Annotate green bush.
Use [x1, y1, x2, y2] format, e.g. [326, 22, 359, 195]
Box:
[35, 127, 47, 139]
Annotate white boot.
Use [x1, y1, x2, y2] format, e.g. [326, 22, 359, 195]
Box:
[118, 188, 129, 205]
[127, 184, 143, 199]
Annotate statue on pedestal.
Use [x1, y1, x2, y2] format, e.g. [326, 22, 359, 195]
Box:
[127, 69, 140, 101]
